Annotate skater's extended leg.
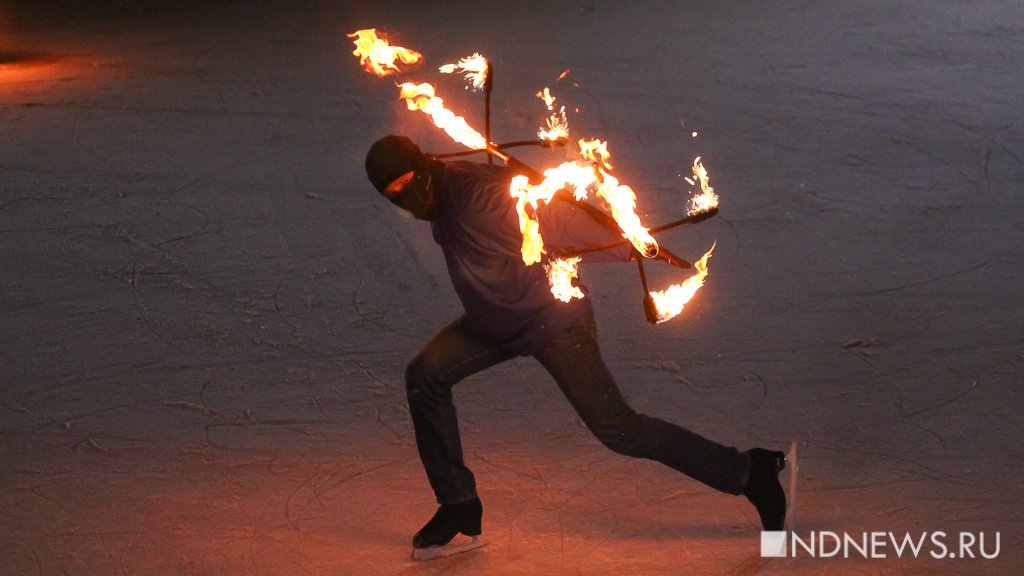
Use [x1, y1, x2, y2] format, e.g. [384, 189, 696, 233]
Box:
[533, 309, 750, 495]
[406, 316, 513, 505]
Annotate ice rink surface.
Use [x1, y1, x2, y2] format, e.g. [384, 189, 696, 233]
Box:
[1, 1, 1021, 574]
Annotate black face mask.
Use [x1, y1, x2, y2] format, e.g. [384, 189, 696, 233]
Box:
[386, 169, 437, 221]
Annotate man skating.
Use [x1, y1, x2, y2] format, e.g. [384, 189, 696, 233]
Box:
[364, 135, 787, 560]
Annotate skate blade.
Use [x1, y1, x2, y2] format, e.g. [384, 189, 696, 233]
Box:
[411, 534, 487, 561]
[785, 440, 799, 530]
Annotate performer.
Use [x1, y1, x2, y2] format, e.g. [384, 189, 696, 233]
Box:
[364, 135, 787, 560]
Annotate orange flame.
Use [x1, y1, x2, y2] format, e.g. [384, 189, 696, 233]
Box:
[439, 53, 489, 90]
[399, 82, 489, 150]
[348, 29, 422, 77]
[648, 242, 715, 323]
[578, 139, 658, 258]
[546, 257, 585, 302]
[687, 157, 719, 215]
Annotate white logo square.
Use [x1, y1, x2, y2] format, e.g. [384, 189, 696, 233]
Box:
[761, 531, 788, 558]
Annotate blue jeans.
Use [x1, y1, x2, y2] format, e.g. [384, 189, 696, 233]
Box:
[405, 309, 751, 505]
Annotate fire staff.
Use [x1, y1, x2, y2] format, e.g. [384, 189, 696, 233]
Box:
[364, 135, 788, 560]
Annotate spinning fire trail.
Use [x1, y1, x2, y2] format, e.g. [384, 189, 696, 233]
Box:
[349, 28, 719, 324]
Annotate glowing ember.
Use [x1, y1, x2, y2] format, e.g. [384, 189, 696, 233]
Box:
[348, 28, 422, 77]
[439, 53, 489, 90]
[687, 157, 719, 216]
[536, 88, 568, 143]
[546, 257, 585, 302]
[399, 82, 489, 150]
[648, 242, 715, 323]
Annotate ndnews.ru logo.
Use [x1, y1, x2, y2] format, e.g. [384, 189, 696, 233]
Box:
[760, 530, 1000, 560]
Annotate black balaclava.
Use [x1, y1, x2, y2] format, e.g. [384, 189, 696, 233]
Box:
[364, 135, 441, 221]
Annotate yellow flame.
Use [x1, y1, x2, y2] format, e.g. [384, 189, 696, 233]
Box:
[688, 156, 719, 215]
[546, 257, 585, 302]
[508, 162, 599, 265]
[348, 29, 422, 77]
[536, 88, 569, 142]
[542, 162, 598, 201]
[399, 82, 488, 150]
[594, 174, 658, 258]
[439, 53, 489, 90]
[578, 139, 659, 258]
[648, 242, 715, 323]
[509, 139, 660, 264]
[537, 87, 556, 109]
[578, 138, 613, 171]
[510, 175, 546, 265]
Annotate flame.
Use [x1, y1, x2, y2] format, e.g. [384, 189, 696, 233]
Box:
[537, 87, 556, 109]
[578, 139, 658, 258]
[687, 156, 719, 215]
[348, 29, 422, 77]
[439, 53, 489, 90]
[546, 257, 585, 302]
[648, 242, 715, 323]
[508, 138, 660, 265]
[399, 82, 489, 150]
[536, 88, 569, 143]
[509, 162, 599, 265]
[510, 175, 546, 265]
[538, 110, 569, 142]
[578, 138, 612, 171]
[594, 174, 658, 258]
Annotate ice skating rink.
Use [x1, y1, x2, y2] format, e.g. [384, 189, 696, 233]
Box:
[1, 1, 1021, 574]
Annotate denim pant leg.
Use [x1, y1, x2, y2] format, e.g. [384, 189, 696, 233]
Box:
[533, 310, 751, 495]
[406, 316, 514, 505]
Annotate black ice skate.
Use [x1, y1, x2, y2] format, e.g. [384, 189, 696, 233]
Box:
[743, 448, 788, 531]
[411, 497, 487, 561]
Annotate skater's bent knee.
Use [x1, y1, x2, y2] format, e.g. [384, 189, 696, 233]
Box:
[405, 358, 428, 391]
[405, 355, 449, 396]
